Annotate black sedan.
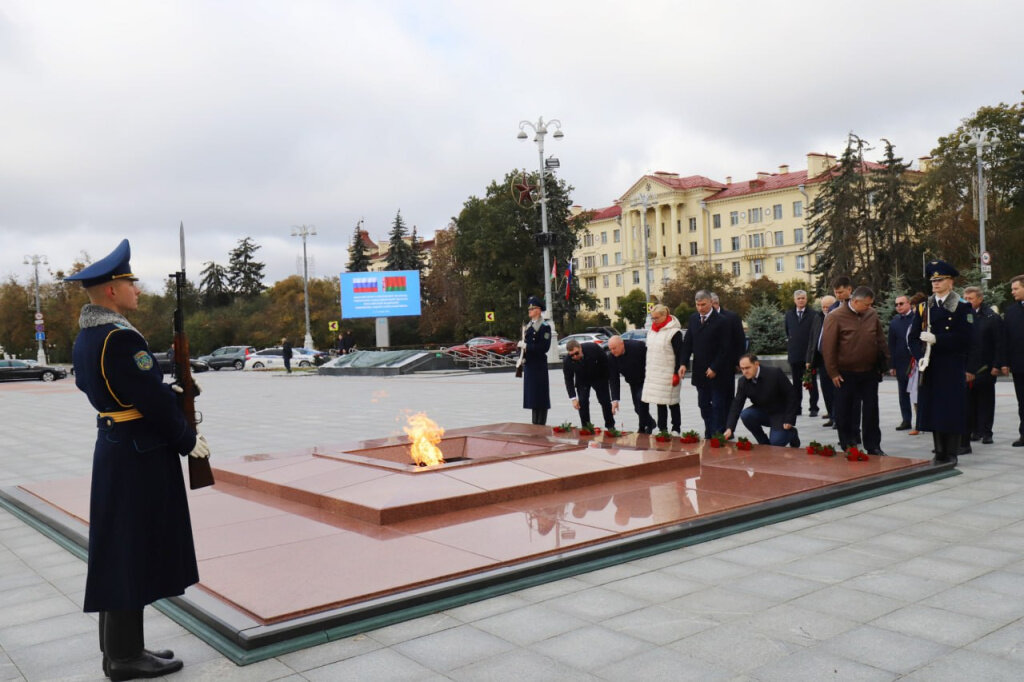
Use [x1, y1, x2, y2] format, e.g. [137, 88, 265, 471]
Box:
[150, 352, 210, 374]
[0, 359, 67, 382]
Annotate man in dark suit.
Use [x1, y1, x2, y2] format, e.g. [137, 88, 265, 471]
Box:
[723, 354, 800, 446]
[681, 290, 733, 437]
[607, 335, 656, 433]
[785, 290, 820, 417]
[1001, 274, 1024, 446]
[562, 339, 615, 429]
[964, 286, 1004, 445]
[806, 295, 837, 426]
[711, 292, 745, 405]
[888, 294, 916, 430]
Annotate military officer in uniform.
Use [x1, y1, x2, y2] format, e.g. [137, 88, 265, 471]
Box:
[519, 296, 551, 425]
[909, 260, 972, 465]
[67, 239, 210, 680]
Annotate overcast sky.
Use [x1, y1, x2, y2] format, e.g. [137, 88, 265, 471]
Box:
[2, 0, 1021, 293]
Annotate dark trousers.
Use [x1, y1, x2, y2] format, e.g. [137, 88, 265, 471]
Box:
[284, 357, 292, 373]
[968, 375, 995, 438]
[790, 361, 819, 414]
[531, 409, 547, 425]
[933, 431, 960, 464]
[1013, 372, 1024, 438]
[819, 365, 835, 417]
[739, 407, 799, 446]
[627, 381, 656, 433]
[696, 381, 730, 437]
[656, 404, 681, 433]
[894, 362, 913, 425]
[578, 381, 615, 429]
[834, 371, 880, 451]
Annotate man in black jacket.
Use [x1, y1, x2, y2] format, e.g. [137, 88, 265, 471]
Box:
[964, 286, 1004, 445]
[723, 354, 800, 447]
[607, 335, 656, 433]
[888, 294, 916, 430]
[785, 290, 820, 417]
[806, 295, 836, 426]
[562, 339, 615, 429]
[1001, 275, 1024, 446]
[681, 291, 733, 438]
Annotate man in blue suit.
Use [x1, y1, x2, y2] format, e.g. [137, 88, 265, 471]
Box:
[1001, 275, 1024, 447]
[681, 290, 733, 437]
[785, 290, 820, 417]
[888, 294, 916, 430]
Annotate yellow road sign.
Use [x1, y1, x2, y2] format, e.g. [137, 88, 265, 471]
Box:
[485, 311, 495, 322]
[328, 320, 339, 331]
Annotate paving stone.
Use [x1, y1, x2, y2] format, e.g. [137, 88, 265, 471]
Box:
[668, 622, 799, 673]
[303, 647, 435, 681]
[449, 648, 600, 682]
[602, 604, 717, 645]
[596, 646, 733, 681]
[820, 624, 950, 673]
[745, 647, 893, 682]
[872, 604, 1002, 647]
[530, 624, 651, 671]
[392, 624, 515, 672]
[472, 603, 588, 647]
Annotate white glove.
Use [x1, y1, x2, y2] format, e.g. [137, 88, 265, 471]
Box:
[919, 331, 937, 345]
[189, 434, 210, 459]
[171, 379, 202, 395]
[517, 340, 526, 349]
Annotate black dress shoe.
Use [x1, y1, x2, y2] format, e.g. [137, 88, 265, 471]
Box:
[823, 420, 834, 427]
[107, 652, 183, 681]
[982, 436, 994, 444]
[895, 422, 911, 431]
[790, 430, 800, 449]
[970, 434, 981, 442]
[1014, 439, 1024, 447]
[867, 449, 886, 456]
[809, 410, 819, 417]
[103, 650, 174, 677]
[959, 445, 972, 455]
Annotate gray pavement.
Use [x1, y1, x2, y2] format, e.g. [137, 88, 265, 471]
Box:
[3, 369, 1024, 680]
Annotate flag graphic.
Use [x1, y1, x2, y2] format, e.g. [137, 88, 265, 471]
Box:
[551, 260, 557, 280]
[383, 276, 407, 292]
[353, 277, 378, 293]
[565, 259, 573, 300]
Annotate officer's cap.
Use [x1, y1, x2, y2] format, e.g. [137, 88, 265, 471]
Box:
[64, 239, 138, 288]
[926, 259, 958, 281]
[527, 295, 545, 311]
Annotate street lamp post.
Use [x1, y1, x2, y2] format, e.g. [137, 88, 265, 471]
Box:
[959, 127, 1000, 286]
[290, 225, 317, 349]
[23, 254, 48, 364]
[518, 116, 564, 362]
[630, 183, 655, 325]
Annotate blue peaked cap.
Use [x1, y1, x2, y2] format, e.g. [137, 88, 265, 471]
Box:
[64, 239, 137, 288]
[527, 296, 545, 311]
[925, 259, 958, 281]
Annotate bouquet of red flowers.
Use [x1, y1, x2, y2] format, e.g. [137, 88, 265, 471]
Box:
[845, 445, 870, 461]
[654, 430, 673, 443]
[708, 432, 729, 448]
[680, 430, 700, 444]
[802, 366, 817, 389]
[736, 436, 753, 451]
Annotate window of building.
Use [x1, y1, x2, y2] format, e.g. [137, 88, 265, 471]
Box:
[713, 238, 722, 253]
[585, 276, 597, 289]
[584, 255, 596, 268]
[793, 200, 803, 217]
[689, 242, 698, 256]
[773, 204, 783, 220]
[715, 263, 723, 273]
[750, 233, 763, 248]
[688, 217, 697, 232]
[604, 297, 610, 310]
[775, 257, 784, 272]
[601, 254, 609, 266]
[749, 207, 763, 224]
[731, 236, 740, 251]
[584, 234, 593, 247]
[613, 229, 621, 243]
[774, 231, 784, 246]
[601, 232, 608, 244]
[662, 246, 666, 257]
[732, 261, 741, 276]
[645, 225, 650, 238]
[648, 270, 654, 283]
[713, 213, 721, 229]
[572, 258, 578, 271]
[675, 244, 680, 255]
[615, 273, 622, 286]
[753, 258, 764, 275]
[661, 223, 665, 235]
[677, 219, 681, 233]
[614, 252, 623, 265]
[633, 271, 640, 284]
[602, 275, 609, 287]
[729, 211, 740, 226]
[796, 255, 806, 271]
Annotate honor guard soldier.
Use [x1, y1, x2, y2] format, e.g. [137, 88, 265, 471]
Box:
[909, 260, 973, 465]
[67, 239, 209, 680]
[519, 296, 552, 425]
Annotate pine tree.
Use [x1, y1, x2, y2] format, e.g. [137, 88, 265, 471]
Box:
[868, 140, 921, 288]
[409, 225, 426, 272]
[199, 261, 231, 306]
[744, 301, 786, 354]
[227, 237, 266, 297]
[347, 220, 371, 272]
[385, 210, 417, 271]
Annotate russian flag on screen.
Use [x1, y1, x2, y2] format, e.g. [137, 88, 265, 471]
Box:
[353, 277, 378, 293]
[383, 276, 407, 292]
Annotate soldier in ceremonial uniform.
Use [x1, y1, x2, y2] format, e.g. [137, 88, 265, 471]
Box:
[67, 240, 210, 680]
[908, 260, 973, 465]
[519, 296, 551, 425]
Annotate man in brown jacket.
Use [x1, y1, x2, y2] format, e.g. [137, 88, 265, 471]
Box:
[822, 286, 890, 455]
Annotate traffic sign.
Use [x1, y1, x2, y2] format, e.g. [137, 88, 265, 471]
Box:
[328, 320, 339, 331]
[34, 324, 44, 333]
[34, 312, 43, 321]
[981, 251, 991, 265]
[35, 332, 45, 341]
[485, 311, 495, 322]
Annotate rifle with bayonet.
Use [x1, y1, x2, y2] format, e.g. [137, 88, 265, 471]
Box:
[171, 222, 215, 489]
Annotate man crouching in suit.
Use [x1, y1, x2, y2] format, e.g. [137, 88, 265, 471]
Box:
[723, 353, 800, 447]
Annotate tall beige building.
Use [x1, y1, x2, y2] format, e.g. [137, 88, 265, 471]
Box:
[573, 152, 850, 316]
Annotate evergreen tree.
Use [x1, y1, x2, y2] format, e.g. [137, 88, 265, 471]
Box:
[199, 261, 231, 306]
[227, 237, 266, 297]
[868, 140, 921, 288]
[876, 272, 909, 330]
[409, 225, 426, 272]
[385, 210, 418, 271]
[744, 301, 786, 354]
[347, 220, 371, 272]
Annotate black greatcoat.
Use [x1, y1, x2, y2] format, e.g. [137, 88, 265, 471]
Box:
[73, 307, 199, 612]
[522, 321, 551, 410]
[909, 296, 973, 434]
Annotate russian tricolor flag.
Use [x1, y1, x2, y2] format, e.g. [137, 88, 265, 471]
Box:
[353, 277, 378, 293]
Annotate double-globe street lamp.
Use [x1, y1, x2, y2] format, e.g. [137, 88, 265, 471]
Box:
[518, 116, 564, 362]
[23, 254, 48, 364]
[958, 127, 1000, 286]
[291, 225, 316, 350]
[630, 183, 656, 326]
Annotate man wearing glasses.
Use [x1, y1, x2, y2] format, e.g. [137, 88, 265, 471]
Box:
[562, 339, 615, 430]
[888, 295, 916, 430]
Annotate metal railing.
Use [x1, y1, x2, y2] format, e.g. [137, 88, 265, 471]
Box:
[437, 347, 519, 370]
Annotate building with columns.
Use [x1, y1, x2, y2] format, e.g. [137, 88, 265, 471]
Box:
[572, 152, 861, 316]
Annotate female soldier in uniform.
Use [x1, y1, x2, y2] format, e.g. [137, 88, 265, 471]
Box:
[520, 296, 551, 425]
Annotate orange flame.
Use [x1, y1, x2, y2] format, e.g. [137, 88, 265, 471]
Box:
[403, 412, 445, 466]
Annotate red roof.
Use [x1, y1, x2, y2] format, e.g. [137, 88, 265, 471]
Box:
[589, 205, 622, 221]
[358, 230, 377, 248]
[707, 170, 812, 200]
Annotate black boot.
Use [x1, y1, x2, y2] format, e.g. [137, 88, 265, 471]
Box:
[104, 609, 182, 681]
[100, 611, 175, 676]
[532, 408, 547, 426]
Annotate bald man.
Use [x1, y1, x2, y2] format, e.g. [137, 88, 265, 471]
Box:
[607, 335, 656, 433]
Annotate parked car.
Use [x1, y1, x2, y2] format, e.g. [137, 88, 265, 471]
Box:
[244, 347, 327, 370]
[585, 326, 619, 339]
[620, 328, 648, 342]
[197, 345, 256, 371]
[446, 336, 519, 357]
[150, 352, 210, 374]
[0, 359, 67, 382]
[557, 332, 609, 358]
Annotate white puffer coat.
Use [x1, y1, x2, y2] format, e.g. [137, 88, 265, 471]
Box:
[642, 315, 682, 406]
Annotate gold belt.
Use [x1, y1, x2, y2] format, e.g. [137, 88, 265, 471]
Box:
[97, 408, 143, 422]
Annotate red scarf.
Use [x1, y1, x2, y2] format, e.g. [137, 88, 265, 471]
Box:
[651, 317, 671, 332]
